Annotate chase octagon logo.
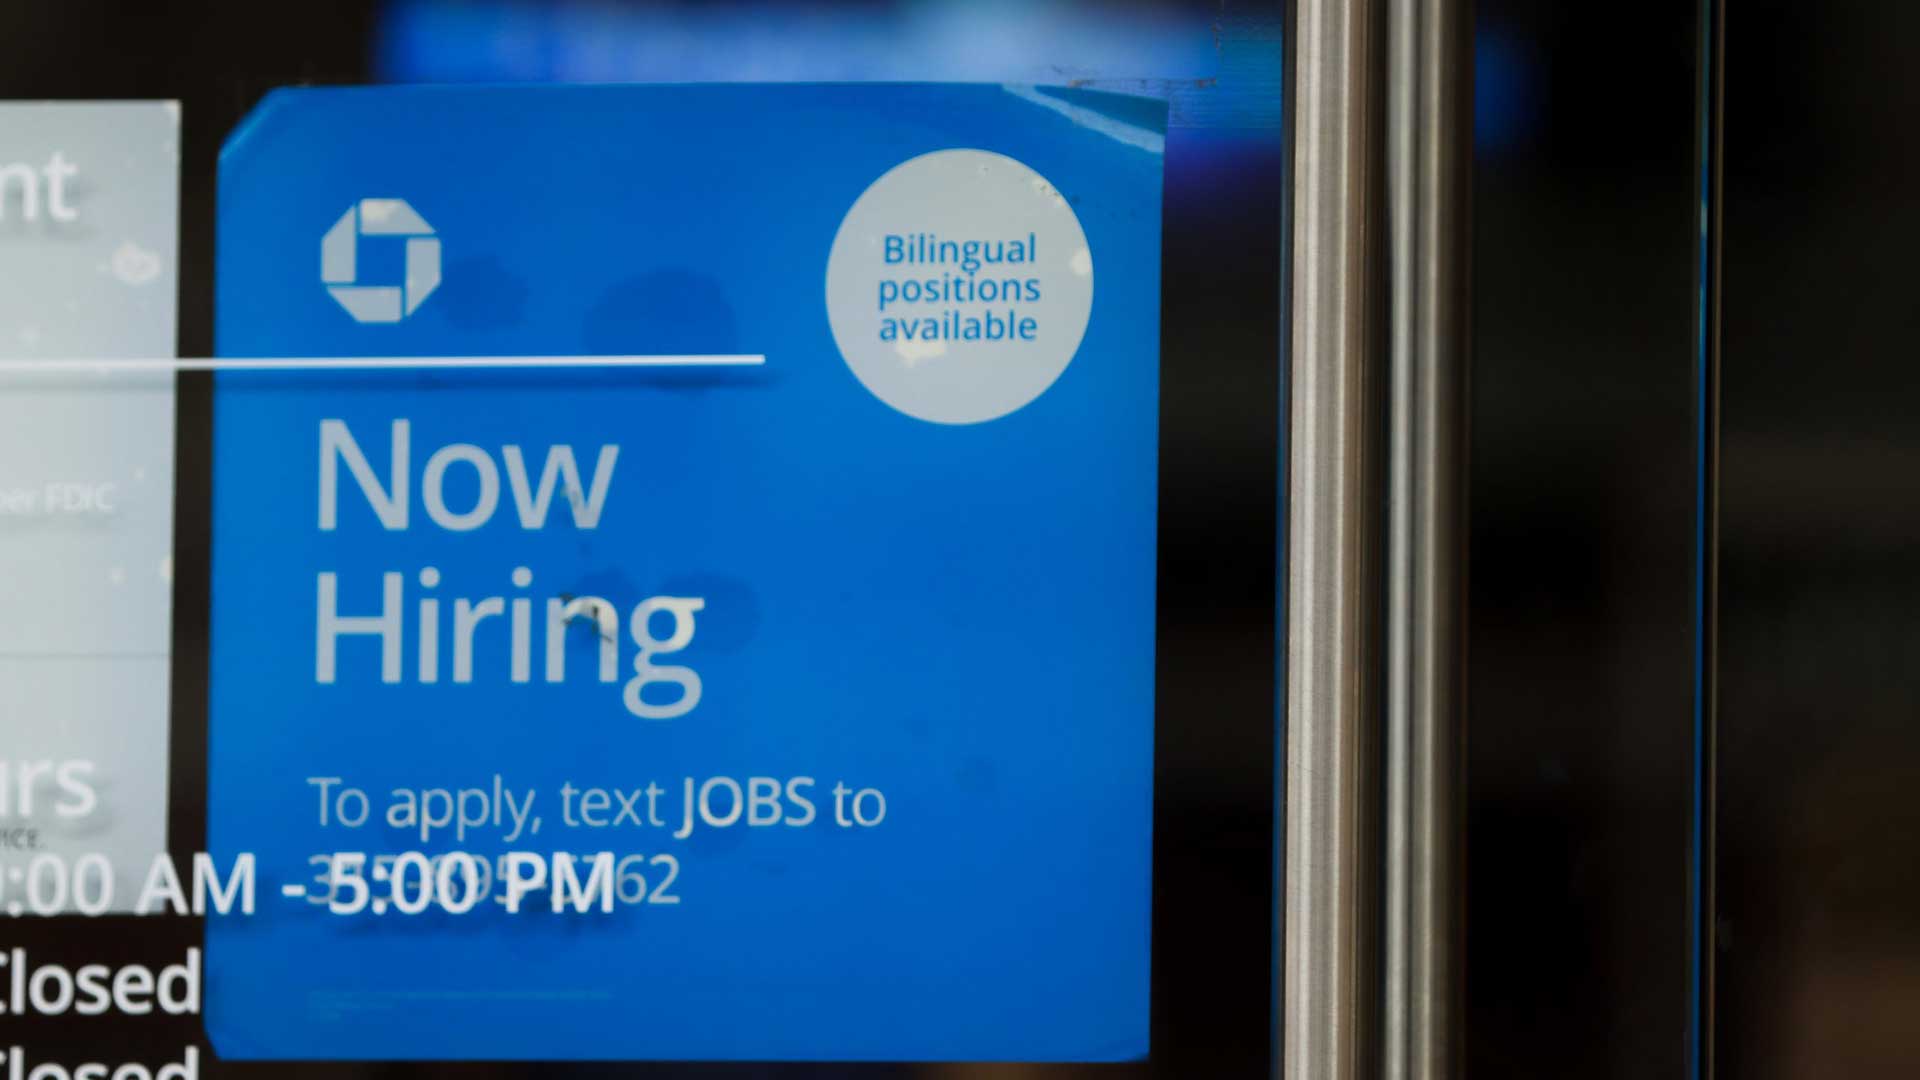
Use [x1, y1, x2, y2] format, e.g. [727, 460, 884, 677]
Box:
[320, 198, 441, 323]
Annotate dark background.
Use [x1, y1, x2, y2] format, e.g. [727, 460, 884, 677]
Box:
[1717, 3, 1920, 1077]
[1472, 3, 1920, 1076]
[1468, 3, 1700, 1076]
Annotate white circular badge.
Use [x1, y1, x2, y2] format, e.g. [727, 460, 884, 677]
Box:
[825, 149, 1094, 424]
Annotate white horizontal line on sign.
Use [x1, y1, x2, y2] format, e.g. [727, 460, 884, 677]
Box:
[0, 354, 767, 373]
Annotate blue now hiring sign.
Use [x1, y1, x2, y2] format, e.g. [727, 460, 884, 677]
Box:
[208, 84, 1163, 1061]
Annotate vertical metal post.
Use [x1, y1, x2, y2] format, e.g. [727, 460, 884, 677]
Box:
[1283, 0, 1468, 1076]
[1282, 0, 1386, 1077]
[1383, 1, 1470, 1079]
